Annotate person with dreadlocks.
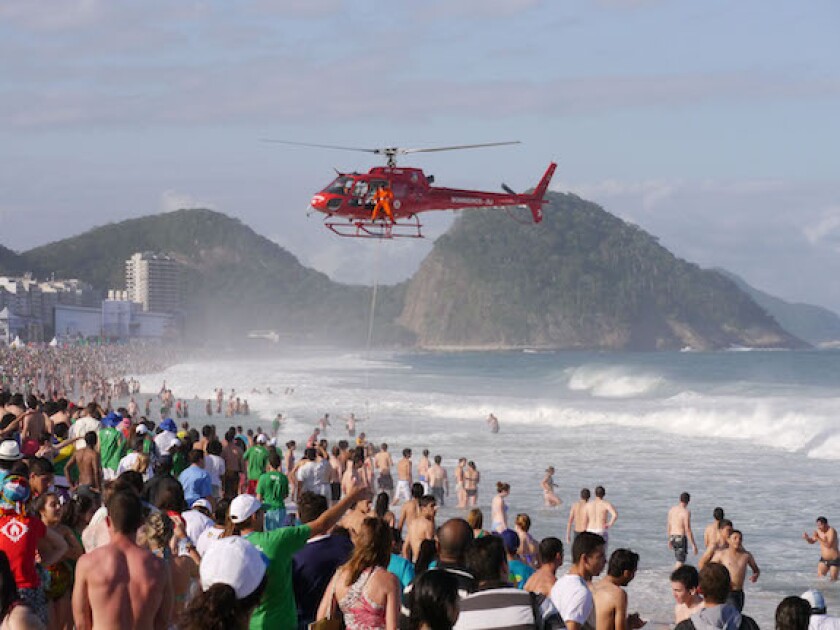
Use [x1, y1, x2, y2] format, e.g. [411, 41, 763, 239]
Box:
[0, 476, 68, 625]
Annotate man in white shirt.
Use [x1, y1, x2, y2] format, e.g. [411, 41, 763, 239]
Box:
[69, 403, 102, 449]
[154, 418, 178, 454]
[802, 590, 840, 630]
[550, 531, 607, 630]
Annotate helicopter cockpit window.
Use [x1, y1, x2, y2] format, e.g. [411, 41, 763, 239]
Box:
[325, 176, 352, 195]
[351, 180, 369, 198]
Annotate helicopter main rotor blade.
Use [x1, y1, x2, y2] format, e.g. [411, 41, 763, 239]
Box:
[400, 141, 521, 155]
[260, 139, 380, 154]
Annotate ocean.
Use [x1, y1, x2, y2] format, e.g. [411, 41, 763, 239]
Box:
[137, 348, 840, 627]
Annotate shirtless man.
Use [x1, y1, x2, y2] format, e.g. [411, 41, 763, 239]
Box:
[428, 455, 449, 507]
[403, 495, 437, 562]
[667, 492, 699, 568]
[397, 483, 424, 534]
[699, 519, 733, 569]
[586, 486, 618, 548]
[345, 413, 357, 437]
[318, 413, 331, 434]
[394, 449, 413, 506]
[803, 516, 840, 580]
[341, 451, 368, 497]
[417, 449, 431, 494]
[66, 432, 102, 491]
[374, 443, 394, 499]
[671, 565, 703, 623]
[542, 466, 562, 507]
[487, 413, 499, 433]
[703, 507, 725, 549]
[707, 530, 759, 611]
[524, 537, 564, 597]
[463, 461, 480, 507]
[73, 490, 173, 629]
[455, 458, 467, 508]
[567, 488, 591, 544]
[593, 549, 646, 630]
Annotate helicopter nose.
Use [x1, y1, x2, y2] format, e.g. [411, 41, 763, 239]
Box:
[310, 194, 327, 210]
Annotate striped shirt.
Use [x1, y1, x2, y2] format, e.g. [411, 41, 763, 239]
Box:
[454, 586, 557, 630]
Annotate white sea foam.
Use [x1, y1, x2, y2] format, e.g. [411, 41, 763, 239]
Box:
[566, 365, 664, 398]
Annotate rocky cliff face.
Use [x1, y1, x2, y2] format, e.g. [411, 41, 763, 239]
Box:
[398, 193, 804, 351]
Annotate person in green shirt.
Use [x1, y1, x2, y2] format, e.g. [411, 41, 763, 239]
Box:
[243, 435, 270, 494]
[98, 417, 126, 480]
[256, 453, 289, 531]
[227, 485, 369, 630]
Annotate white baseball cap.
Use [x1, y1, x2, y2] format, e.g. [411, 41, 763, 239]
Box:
[191, 498, 212, 511]
[0, 441, 23, 462]
[256, 434, 267, 444]
[200, 536, 267, 599]
[801, 590, 827, 614]
[135, 424, 149, 435]
[229, 495, 262, 523]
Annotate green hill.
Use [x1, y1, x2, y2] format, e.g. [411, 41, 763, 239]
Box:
[717, 269, 840, 347]
[20, 209, 409, 344]
[0, 244, 25, 275]
[397, 193, 805, 350]
[12, 202, 808, 351]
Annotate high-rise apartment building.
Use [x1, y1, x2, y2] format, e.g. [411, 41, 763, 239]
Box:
[125, 252, 180, 313]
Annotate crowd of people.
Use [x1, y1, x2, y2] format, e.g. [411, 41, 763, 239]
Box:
[0, 343, 835, 630]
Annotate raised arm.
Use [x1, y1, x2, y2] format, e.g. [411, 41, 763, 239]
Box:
[308, 486, 371, 538]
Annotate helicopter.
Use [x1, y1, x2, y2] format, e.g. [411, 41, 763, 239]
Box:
[265, 140, 557, 238]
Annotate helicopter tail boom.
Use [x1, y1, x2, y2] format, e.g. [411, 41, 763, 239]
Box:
[526, 162, 557, 223]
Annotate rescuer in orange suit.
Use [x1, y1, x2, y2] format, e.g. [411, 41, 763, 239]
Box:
[371, 184, 395, 223]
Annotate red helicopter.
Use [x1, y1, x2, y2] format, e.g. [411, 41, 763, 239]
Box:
[267, 140, 557, 238]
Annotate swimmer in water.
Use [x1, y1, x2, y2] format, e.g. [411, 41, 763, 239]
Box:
[487, 413, 499, 433]
[542, 466, 562, 507]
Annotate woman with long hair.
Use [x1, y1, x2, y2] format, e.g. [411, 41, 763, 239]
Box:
[317, 517, 400, 630]
[138, 511, 199, 617]
[373, 492, 395, 528]
[178, 536, 267, 630]
[514, 513, 539, 569]
[34, 493, 83, 630]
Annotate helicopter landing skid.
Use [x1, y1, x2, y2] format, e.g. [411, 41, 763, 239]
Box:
[325, 216, 423, 239]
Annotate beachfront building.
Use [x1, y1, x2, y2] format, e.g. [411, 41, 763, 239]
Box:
[125, 252, 181, 313]
[0, 275, 96, 342]
[54, 294, 175, 342]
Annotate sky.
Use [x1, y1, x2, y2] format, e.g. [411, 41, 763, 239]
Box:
[1, 0, 839, 311]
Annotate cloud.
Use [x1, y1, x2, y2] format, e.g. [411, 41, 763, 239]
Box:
[160, 191, 215, 214]
[803, 206, 840, 249]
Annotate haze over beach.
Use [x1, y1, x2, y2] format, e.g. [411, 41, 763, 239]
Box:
[0, 2, 839, 630]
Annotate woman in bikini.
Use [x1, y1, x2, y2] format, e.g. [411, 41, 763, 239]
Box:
[317, 517, 400, 630]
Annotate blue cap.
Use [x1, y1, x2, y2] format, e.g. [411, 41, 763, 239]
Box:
[101, 411, 121, 428]
[500, 529, 520, 554]
[160, 418, 177, 432]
